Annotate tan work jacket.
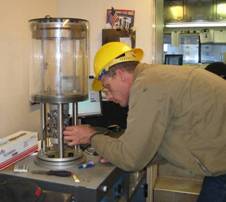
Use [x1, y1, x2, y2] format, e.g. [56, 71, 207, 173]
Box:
[91, 63, 226, 176]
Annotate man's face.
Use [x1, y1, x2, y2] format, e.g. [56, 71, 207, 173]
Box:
[101, 69, 130, 107]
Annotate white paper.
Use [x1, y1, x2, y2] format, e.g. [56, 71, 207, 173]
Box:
[120, 37, 132, 47]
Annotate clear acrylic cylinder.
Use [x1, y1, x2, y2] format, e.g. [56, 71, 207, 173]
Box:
[29, 17, 89, 103]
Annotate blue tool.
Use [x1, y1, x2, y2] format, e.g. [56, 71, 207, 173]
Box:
[78, 160, 95, 169]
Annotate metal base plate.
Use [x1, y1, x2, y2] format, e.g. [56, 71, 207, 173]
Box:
[34, 154, 86, 169]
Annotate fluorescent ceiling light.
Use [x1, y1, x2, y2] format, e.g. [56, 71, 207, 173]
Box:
[165, 21, 226, 28]
[169, 5, 183, 20]
[217, 3, 226, 16]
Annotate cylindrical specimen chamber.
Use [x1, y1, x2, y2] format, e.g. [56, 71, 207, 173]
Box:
[29, 16, 89, 165]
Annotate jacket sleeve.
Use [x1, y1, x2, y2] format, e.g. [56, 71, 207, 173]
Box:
[91, 78, 172, 171]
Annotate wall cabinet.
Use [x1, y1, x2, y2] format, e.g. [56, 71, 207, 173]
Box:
[164, 0, 226, 22]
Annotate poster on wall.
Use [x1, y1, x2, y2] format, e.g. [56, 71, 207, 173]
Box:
[106, 7, 135, 30]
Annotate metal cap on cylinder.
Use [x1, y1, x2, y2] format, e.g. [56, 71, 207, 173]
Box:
[29, 16, 88, 39]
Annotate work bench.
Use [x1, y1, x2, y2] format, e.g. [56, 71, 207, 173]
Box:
[0, 153, 146, 202]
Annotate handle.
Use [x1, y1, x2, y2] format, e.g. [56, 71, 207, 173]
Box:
[47, 170, 72, 177]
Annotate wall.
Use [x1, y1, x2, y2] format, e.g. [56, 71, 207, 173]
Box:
[0, 0, 156, 137]
[57, 0, 156, 74]
[0, 0, 57, 136]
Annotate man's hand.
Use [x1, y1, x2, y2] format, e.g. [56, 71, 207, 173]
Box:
[63, 125, 96, 146]
[99, 156, 110, 164]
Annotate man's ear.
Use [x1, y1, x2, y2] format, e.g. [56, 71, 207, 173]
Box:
[115, 68, 126, 81]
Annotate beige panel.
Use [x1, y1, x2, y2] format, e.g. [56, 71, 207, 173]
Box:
[154, 176, 202, 195]
[147, 163, 203, 202]
[154, 190, 198, 202]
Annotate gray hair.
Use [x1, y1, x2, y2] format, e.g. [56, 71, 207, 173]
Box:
[106, 61, 139, 78]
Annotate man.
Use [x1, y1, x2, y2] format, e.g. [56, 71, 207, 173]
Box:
[64, 42, 226, 202]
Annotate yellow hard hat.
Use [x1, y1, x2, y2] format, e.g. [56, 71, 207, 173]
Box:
[92, 42, 143, 91]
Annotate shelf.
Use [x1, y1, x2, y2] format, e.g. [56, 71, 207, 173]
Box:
[165, 21, 226, 28]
